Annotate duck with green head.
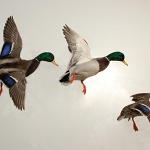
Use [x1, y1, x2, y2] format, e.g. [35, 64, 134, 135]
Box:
[59, 25, 128, 94]
[0, 16, 58, 110]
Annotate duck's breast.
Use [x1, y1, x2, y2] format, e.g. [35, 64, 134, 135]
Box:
[25, 59, 40, 77]
[96, 57, 110, 72]
[70, 59, 100, 81]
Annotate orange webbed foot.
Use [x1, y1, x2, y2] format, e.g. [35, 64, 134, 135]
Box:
[81, 81, 86, 95]
[70, 72, 76, 83]
[0, 82, 3, 95]
[132, 118, 138, 132]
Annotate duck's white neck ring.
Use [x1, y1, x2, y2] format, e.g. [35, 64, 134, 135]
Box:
[105, 56, 110, 61]
[35, 58, 40, 62]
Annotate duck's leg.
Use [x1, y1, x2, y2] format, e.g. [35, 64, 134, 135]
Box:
[132, 117, 138, 132]
[128, 118, 131, 121]
[81, 80, 86, 95]
[70, 72, 76, 83]
[0, 82, 3, 95]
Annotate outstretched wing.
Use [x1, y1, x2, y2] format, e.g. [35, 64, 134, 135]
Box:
[2, 16, 22, 58]
[131, 93, 150, 102]
[9, 71, 26, 110]
[63, 25, 92, 69]
[0, 71, 26, 110]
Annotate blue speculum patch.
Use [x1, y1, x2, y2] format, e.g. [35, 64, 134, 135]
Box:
[135, 104, 150, 116]
[0, 74, 16, 88]
[1, 43, 11, 56]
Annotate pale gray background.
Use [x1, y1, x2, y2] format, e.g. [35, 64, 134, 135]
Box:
[0, 0, 150, 150]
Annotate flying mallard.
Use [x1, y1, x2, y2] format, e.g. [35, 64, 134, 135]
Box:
[117, 93, 150, 131]
[0, 16, 58, 110]
[59, 25, 128, 94]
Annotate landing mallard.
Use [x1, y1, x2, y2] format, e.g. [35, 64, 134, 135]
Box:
[59, 25, 128, 94]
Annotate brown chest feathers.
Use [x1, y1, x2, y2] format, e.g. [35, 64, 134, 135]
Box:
[96, 57, 110, 72]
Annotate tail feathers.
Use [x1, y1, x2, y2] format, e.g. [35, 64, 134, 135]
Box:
[59, 71, 71, 86]
[147, 115, 150, 122]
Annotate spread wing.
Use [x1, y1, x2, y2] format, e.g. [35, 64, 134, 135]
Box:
[2, 16, 22, 58]
[9, 71, 26, 110]
[63, 25, 92, 69]
[131, 93, 150, 102]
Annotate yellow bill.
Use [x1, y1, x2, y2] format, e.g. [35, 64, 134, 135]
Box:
[123, 60, 128, 66]
[52, 60, 58, 66]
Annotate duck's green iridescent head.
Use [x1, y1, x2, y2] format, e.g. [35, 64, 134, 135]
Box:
[36, 52, 58, 66]
[106, 51, 128, 66]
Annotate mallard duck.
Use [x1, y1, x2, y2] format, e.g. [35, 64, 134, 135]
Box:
[59, 25, 128, 94]
[117, 93, 150, 131]
[0, 16, 58, 110]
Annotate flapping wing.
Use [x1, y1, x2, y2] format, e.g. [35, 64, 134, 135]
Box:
[131, 93, 150, 102]
[3, 16, 22, 58]
[63, 25, 92, 69]
[9, 71, 26, 110]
